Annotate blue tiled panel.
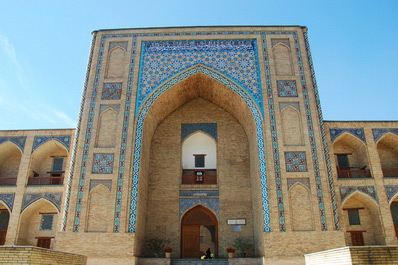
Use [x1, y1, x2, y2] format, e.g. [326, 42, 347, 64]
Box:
[22, 193, 63, 212]
[102, 83, 122, 100]
[0, 193, 15, 212]
[180, 190, 219, 197]
[179, 198, 219, 216]
[372, 128, 398, 143]
[0, 137, 26, 152]
[92, 153, 114, 174]
[277, 80, 298, 97]
[33, 136, 71, 152]
[181, 123, 217, 142]
[329, 128, 366, 143]
[285, 152, 307, 172]
[340, 186, 378, 203]
[385, 186, 398, 201]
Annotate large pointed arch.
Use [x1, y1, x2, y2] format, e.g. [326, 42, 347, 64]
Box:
[127, 65, 270, 233]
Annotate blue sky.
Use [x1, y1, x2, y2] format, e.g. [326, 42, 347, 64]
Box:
[0, 0, 397, 130]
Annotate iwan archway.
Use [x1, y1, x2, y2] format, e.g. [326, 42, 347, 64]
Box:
[131, 64, 269, 257]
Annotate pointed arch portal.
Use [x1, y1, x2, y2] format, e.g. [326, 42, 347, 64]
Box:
[128, 64, 270, 233]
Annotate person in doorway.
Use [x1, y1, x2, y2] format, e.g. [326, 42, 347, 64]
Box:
[206, 248, 211, 259]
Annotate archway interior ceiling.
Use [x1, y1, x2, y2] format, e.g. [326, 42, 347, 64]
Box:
[136, 39, 264, 117]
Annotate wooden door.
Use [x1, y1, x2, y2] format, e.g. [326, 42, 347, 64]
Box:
[181, 225, 200, 258]
[394, 225, 398, 238]
[350, 231, 364, 246]
[37, 237, 52, 249]
[0, 231, 6, 245]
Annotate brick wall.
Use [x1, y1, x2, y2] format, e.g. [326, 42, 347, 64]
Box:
[0, 246, 87, 265]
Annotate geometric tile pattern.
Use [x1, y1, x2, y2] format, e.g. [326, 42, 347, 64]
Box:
[287, 178, 310, 190]
[179, 198, 219, 217]
[89, 179, 112, 192]
[385, 185, 398, 202]
[277, 80, 298, 97]
[22, 193, 63, 212]
[63, 35, 97, 232]
[181, 123, 217, 142]
[372, 128, 398, 143]
[329, 128, 366, 143]
[101, 83, 122, 100]
[340, 186, 378, 204]
[33, 135, 71, 152]
[0, 136, 26, 152]
[303, 31, 339, 230]
[293, 32, 328, 231]
[179, 190, 219, 197]
[0, 193, 15, 212]
[137, 40, 264, 116]
[128, 64, 270, 233]
[92, 153, 114, 174]
[285, 152, 307, 172]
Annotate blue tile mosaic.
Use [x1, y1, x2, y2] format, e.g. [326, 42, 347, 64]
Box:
[33, 136, 71, 152]
[372, 128, 398, 143]
[22, 193, 63, 212]
[92, 153, 114, 174]
[277, 80, 298, 97]
[102, 83, 122, 100]
[340, 186, 378, 204]
[181, 123, 217, 142]
[385, 186, 398, 202]
[285, 152, 307, 172]
[179, 198, 219, 217]
[329, 128, 366, 143]
[0, 193, 15, 212]
[0, 137, 26, 152]
[180, 190, 219, 197]
[63, 34, 97, 232]
[137, 40, 264, 116]
[303, 31, 339, 230]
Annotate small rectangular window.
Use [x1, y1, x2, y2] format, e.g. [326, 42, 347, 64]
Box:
[40, 214, 54, 231]
[337, 155, 350, 169]
[52, 157, 64, 172]
[194, 155, 205, 168]
[348, 209, 360, 225]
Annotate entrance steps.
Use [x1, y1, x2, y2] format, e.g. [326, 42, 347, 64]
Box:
[171, 259, 229, 265]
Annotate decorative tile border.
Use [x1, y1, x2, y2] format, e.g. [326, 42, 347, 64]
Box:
[303, 30, 340, 230]
[33, 136, 71, 152]
[329, 128, 366, 143]
[92, 153, 114, 174]
[180, 198, 219, 216]
[287, 178, 310, 190]
[285, 152, 307, 172]
[277, 80, 298, 97]
[372, 128, 398, 143]
[22, 193, 63, 212]
[0, 137, 26, 152]
[181, 123, 217, 142]
[340, 186, 378, 204]
[101, 83, 122, 100]
[0, 193, 15, 212]
[180, 190, 219, 197]
[89, 179, 112, 192]
[385, 186, 398, 202]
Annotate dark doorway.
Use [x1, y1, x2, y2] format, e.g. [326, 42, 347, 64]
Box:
[0, 209, 10, 245]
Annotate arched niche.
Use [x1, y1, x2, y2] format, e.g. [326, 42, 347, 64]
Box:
[272, 43, 294, 76]
[376, 134, 398, 177]
[288, 183, 313, 231]
[0, 202, 10, 245]
[29, 140, 68, 185]
[105, 47, 126, 78]
[280, 106, 304, 146]
[95, 108, 119, 148]
[133, 66, 265, 257]
[333, 133, 370, 178]
[85, 184, 112, 232]
[182, 131, 217, 169]
[17, 199, 59, 248]
[342, 192, 384, 246]
[0, 141, 22, 185]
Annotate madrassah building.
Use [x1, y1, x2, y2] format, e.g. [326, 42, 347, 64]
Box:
[0, 26, 397, 265]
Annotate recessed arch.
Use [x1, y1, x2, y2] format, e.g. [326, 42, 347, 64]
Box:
[376, 133, 398, 177]
[105, 46, 126, 78]
[0, 141, 22, 185]
[280, 105, 303, 146]
[272, 43, 294, 76]
[95, 107, 119, 148]
[182, 131, 217, 170]
[128, 65, 269, 235]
